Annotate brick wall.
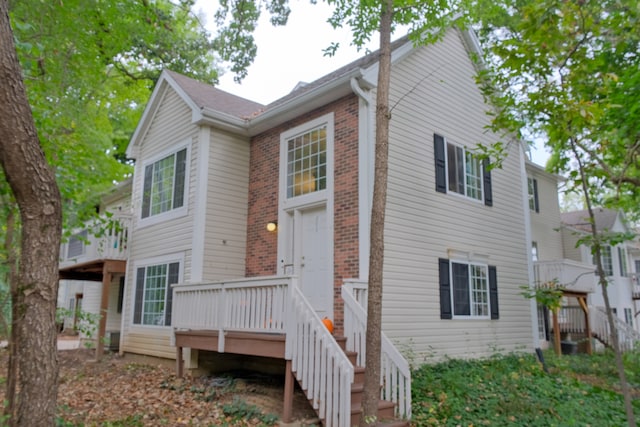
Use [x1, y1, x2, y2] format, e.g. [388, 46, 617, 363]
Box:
[245, 94, 361, 331]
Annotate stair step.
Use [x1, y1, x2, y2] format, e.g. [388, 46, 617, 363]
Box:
[354, 366, 365, 384]
[351, 382, 364, 405]
[335, 335, 347, 351]
[345, 350, 358, 365]
[351, 399, 396, 426]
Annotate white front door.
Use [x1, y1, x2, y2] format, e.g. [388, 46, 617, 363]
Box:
[294, 205, 332, 318]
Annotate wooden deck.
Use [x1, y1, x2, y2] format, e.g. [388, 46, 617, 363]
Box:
[174, 330, 286, 377]
[171, 277, 412, 426]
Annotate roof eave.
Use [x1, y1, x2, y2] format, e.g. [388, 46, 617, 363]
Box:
[247, 68, 366, 136]
[196, 108, 250, 136]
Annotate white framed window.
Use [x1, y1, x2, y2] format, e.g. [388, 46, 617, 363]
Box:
[446, 142, 483, 201]
[66, 230, 88, 259]
[624, 308, 633, 326]
[594, 245, 613, 276]
[531, 241, 539, 262]
[439, 257, 498, 320]
[528, 177, 539, 212]
[140, 146, 188, 221]
[133, 254, 183, 327]
[618, 246, 628, 277]
[451, 261, 489, 317]
[434, 134, 492, 206]
[286, 125, 327, 198]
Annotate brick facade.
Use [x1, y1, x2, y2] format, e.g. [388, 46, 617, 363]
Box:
[245, 94, 361, 331]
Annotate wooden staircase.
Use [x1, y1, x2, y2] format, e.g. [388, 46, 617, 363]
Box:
[331, 336, 408, 427]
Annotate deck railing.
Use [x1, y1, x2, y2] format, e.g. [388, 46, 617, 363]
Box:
[288, 284, 353, 427]
[172, 276, 353, 427]
[553, 305, 640, 352]
[591, 306, 640, 352]
[342, 279, 412, 420]
[59, 214, 131, 268]
[533, 259, 596, 294]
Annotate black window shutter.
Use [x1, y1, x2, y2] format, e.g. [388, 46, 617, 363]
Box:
[117, 276, 125, 314]
[439, 258, 452, 319]
[452, 262, 470, 316]
[434, 134, 447, 194]
[489, 265, 499, 319]
[133, 267, 145, 324]
[165, 262, 179, 326]
[533, 178, 539, 213]
[173, 149, 187, 209]
[483, 158, 493, 207]
[141, 164, 153, 218]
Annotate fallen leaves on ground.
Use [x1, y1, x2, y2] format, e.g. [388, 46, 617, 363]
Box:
[0, 347, 318, 426]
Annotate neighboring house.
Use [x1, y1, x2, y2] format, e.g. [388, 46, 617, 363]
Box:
[525, 159, 640, 351]
[60, 28, 539, 425]
[561, 208, 640, 337]
[58, 179, 132, 352]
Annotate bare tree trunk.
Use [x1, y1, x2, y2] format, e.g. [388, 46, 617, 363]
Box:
[0, 1, 62, 425]
[571, 140, 636, 427]
[361, 1, 392, 425]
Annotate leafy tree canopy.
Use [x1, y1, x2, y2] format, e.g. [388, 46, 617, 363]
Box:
[7, 0, 220, 228]
[476, 0, 640, 220]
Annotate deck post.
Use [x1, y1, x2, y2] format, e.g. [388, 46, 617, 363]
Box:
[552, 308, 561, 356]
[176, 346, 184, 378]
[283, 359, 294, 423]
[95, 264, 112, 359]
[577, 296, 592, 355]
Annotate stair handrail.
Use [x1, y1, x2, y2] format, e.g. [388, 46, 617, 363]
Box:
[342, 279, 412, 420]
[287, 280, 354, 427]
[591, 306, 640, 352]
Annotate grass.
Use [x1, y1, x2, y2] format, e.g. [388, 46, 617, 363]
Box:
[411, 350, 640, 426]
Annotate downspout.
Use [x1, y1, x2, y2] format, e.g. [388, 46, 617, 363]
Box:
[351, 77, 373, 280]
[520, 144, 541, 350]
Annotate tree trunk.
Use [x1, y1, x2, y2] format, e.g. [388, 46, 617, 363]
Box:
[2, 202, 19, 422]
[361, 1, 393, 425]
[0, 1, 62, 425]
[571, 140, 636, 427]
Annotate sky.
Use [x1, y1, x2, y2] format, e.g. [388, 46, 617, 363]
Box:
[194, 0, 380, 105]
[193, 0, 550, 166]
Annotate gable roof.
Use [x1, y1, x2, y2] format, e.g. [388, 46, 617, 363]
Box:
[127, 28, 480, 156]
[561, 208, 623, 233]
[164, 70, 264, 119]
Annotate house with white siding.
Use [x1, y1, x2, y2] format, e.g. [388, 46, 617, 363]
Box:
[525, 161, 640, 353]
[59, 28, 543, 425]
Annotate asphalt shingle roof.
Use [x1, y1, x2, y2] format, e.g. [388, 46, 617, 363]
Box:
[561, 208, 619, 232]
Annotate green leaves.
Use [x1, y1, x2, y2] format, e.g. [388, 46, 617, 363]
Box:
[7, 0, 219, 230]
[476, 0, 640, 218]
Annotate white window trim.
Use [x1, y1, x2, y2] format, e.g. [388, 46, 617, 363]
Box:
[279, 113, 334, 211]
[444, 140, 484, 204]
[450, 257, 491, 320]
[137, 141, 191, 229]
[131, 252, 185, 329]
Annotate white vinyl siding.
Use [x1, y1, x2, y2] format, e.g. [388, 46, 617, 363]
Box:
[527, 164, 564, 261]
[122, 87, 197, 358]
[202, 129, 250, 280]
[380, 29, 533, 360]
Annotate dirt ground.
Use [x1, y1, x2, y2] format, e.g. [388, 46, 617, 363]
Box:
[0, 343, 319, 426]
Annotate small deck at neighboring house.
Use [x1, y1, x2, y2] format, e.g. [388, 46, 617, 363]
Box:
[58, 214, 131, 358]
[552, 304, 640, 353]
[171, 277, 411, 427]
[533, 259, 596, 293]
